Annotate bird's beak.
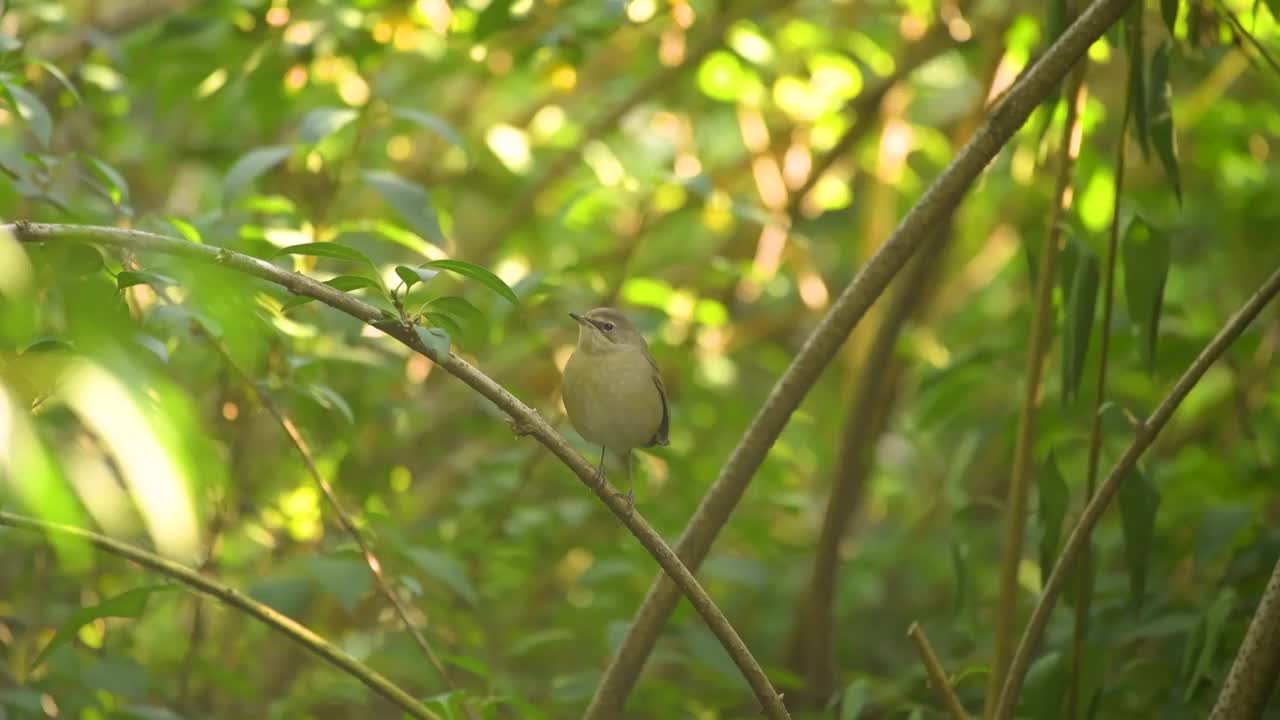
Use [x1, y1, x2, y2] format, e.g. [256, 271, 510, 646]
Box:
[569, 312, 591, 328]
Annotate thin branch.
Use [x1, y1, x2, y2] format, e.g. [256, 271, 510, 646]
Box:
[0, 510, 438, 720]
[6, 221, 790, 720]
[993, 262, 1280, 720]
[190, 325, 461, 697]
[984, 65, 1087, 718]
[586, 0, 1139, 713]
[908, 622, 971, 720]
[1210, 555, 1280, 719]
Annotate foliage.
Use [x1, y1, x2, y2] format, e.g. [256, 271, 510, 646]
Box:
[2, 0, 1280, 718]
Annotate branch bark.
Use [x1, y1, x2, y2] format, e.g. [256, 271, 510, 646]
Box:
[0, 510, 436, 720]
[1210, 555, 1280, 720]
[5, 220, 789, 719]
[585, 0, 1138, 714]
[993, 261, 1280, 720]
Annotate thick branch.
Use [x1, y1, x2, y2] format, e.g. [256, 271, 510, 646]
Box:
[585, 0, 1138, 714]
[0, 510, 435, 719]
[993, 262, 1280, 720]
[6, 221, 789, 719]
[1210, 555, 1280, 719]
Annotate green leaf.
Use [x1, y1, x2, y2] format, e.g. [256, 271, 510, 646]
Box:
[423, 259, 518, 304]
[395, 264, 438, 289]
[1037, 452, 1069, 585]
[0, 79, 52, 147]
[403, 547, 477, 605]
[271, 242, 374, 266]
[414, 325, 451, 362]
[1062, 247, 1100, 403]
[1265, 0, 1280, 23]
[305, 555, 370, 611]
[1148, 41, 1182, 204]
[363, 170, 445, 246]
[165, 217, 203, 244]
[66, 245, 105, 275]
[837, 678, 870, 720]
[1186, 587, 1236, 701]
[223, 145, 292, 203]
[1162, 0, 1180, 33]
[1117, 464, 1159, 609]
[22, 337, 74, 353]
[303, 383, 354, 425]
[424, 295, 485, 336]
[1125, 4, 1148, 157]
[32, 586, 173, 668]
[82, 154, 132, 211]
[32, 59, 82, 104]
[474, 0, 518, 40]
[298, 106, 359, 144]
[392, 108, 465, 151]
[117, 270, 176, 290]
[1121, 216, 1170, 372]
[423, 311, 463, 338]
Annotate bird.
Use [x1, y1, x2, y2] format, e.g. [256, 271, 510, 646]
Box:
[561, 307, 669, 510]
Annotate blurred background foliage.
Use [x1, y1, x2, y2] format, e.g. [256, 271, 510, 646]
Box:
[1, 0, 1279, 717]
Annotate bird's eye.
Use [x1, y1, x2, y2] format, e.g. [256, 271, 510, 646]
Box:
[601, 321, 615, 331]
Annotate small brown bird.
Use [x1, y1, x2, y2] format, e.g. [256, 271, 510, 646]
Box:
[561, 307, 669, 507]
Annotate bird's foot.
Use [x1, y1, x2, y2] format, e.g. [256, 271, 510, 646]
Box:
[613, 487, 635, 519]
[507, 413, 539, 437]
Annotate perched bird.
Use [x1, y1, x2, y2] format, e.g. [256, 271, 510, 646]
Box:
[561, 307, 669, 508]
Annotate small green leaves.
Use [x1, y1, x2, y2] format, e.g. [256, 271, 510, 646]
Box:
[1148, 41, 1181, 204]
[0, 77, 52, 147]
[1117, 464, 1160, 609]
[392, 108, 465, 151]
[1060, 240, 1100, 404]
[32, 586, 173, 668]
[271, 242, 374, 267]
[395, 264, 439, 289]
[424, 259, 518, 304]
[1122, 216, 1170, 372]
[415, 325, 451, 362]
[83, 155, 133, 214]
[298, 107, 358, 144]
[1037, 452, 1069, 585]
[223, 145, 292, 204]
[363, 170, 445, 246]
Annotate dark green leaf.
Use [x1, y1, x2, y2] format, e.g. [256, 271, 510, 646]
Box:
[66, 245, 104, 275]
[1038, 452, 1069, 585]
[403, 547, 476, 605]
[271, 242, 374, 266]
[423, 259, 518, 304]
[83, 154, 132, 211]
[1062, 248, 1100, 403]
[223, 145, 292, 203]
[32, 586, 172, 667]
[395, 264, 438, 289]
[1148, 41, 1182, 203]
[0, 79, 52, 147]
[298, 107, 359, 144]
[22, 337, 74, 353]
[838, 678, 870, 720]
[1125, 4, 1148, 157]
[423, 311, 464, 338]
[1186, 588, 1236, 700]
[424, 295, 485, 336]
[1266, 0, 1280, 22]
[304, 383, 355, 425]
[1121, 216, 1170, 372]
[363, 170, 445, 246]
[392, 108, 465, 151]
[32, 59, 82, 104]
[305, 555, 370, 611]
[1117, 464, 1159, 609]
[414, 325, 451, 362]
[117, 270, 176, 290]
[474, 0, 518, 40]
[1162, 0, 1180, 33]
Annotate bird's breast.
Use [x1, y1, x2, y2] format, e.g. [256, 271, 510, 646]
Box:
[562, 349, 663, 452]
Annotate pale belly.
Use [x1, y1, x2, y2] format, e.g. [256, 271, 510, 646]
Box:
[562, 349, 663, 451]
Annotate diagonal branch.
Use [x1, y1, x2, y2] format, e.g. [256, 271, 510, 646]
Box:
[1210, 554, 1280, 719]
[585, 0, 1139, 714]
[0, 510, 437, 720]
[993, 261, 1280, 720]
[6, 220, 791, 720]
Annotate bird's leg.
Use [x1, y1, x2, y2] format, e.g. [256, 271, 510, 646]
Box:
[622, 451, 635, 518]
[592, 445, 608, 489]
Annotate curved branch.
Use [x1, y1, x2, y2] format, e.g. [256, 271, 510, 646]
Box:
[1210, 555, 1280, 719]
[0, 510, 437, 720]
[993, 261, 1280, 720]
[585, 0, 1139, 714]
[6, 221, 790, 720]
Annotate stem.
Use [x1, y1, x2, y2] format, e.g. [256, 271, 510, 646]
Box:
[992, 262, 1280, 720]
[0, 510, 439, 720]
[984, 66, 1087, 718]
[1209, 555, 1280, 719]
[908, 622, 971, 720]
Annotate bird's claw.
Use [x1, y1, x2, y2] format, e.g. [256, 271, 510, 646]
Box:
[507, 414, 538, 437]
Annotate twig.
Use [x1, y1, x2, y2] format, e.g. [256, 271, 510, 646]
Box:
[586, 0, 1140, 713]
[0, 510, 438, 720]
[1209, 555, 1280, 719]
[992, 261, 1280, 720]
[190, 325, 462, 699]
[984, 65, 1087, 717]
[6, 221, 789, 720]
[908, 622, 971, 720]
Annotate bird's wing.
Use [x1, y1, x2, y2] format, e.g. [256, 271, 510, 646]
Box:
[646, 353, 670, 447]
